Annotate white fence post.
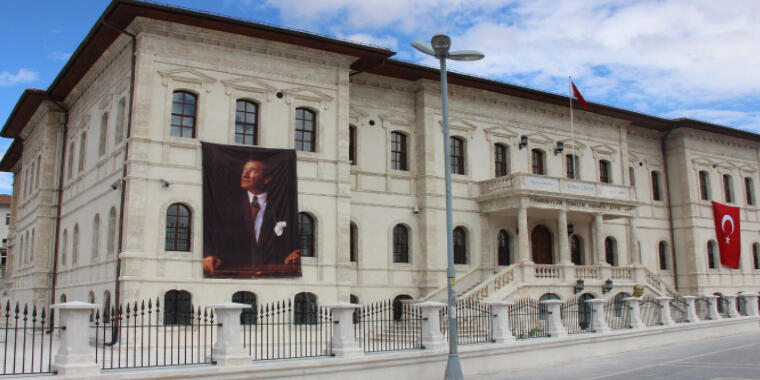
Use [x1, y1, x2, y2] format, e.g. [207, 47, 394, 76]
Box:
[325, 303, 363, 358]
[485, 301, 515, 343]
[51, 301, 100, 376]
[681, 296, 699, 322]
[739, 292, 759, 317]
[587, 299, 610, 333]
[210, 303, 252, 366]
[657, 297, 675, 326]
[540, 300, 567, 338]
[624, 297, 645, 329]
[416, 302, 447, 351]
[724, 295, 740, 318]
[704, 295, 722, 320]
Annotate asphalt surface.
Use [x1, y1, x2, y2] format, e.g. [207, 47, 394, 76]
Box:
[471, 331, 760, 380]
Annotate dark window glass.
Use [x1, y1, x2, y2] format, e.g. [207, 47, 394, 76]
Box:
[753, 243, 759, 270]
[699, 171, 710, 201]
[349, 126, 357, 165]
[723, 174, 733, 203]
[298, 213, 315, 257]
[392, 295, 412, 321]
[393, 224, 409, 263]
[494, 144, 509, 177]
[450, 137, 465, 175]
[165, 203, 191, 252]
[232, 291, 257, 324]
[605, 237, 617, 266]
[538, 293, 560, 320]
[350, 294, 359, 323]
[579, 293, 594, 330]
[613, 292, 631, 317]
[295, 108, 316, 152]
[164, 290, 191, 325]
[531, 149, 545, 175]
[571, 235, 583, 265]
[659, 241, 668, 270]
[651, 171, 662, 201]
[235, 100, 258, 145]
[566, 154, 579, 179]
[453, 227, 467, 264]
[629, 167, 635, 187]
[599, 160, 611, 183]
[745, 177, 754, 205]
[170, 91, 197, 138]
[350, 222, 358, 262]
[391, 132, 408, 170]
[497, 230, 511, 266]
[708, 241, 717, 269]
[294, 292, 317, 325]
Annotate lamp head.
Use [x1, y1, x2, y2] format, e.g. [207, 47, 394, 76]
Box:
[431, 33, 451, 57]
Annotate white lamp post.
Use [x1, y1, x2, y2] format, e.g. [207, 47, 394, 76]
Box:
[411, 33, 484, 380]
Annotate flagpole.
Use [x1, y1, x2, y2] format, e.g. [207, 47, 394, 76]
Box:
[569, 76, 576, 178]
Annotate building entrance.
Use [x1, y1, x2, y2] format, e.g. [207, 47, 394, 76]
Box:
[531, 225, 553, 264]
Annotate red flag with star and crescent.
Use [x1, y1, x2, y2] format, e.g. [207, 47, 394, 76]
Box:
[712, 201, 741, 268]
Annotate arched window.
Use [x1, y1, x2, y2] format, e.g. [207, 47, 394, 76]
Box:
[164, 290, 192, 325]
[349, 125, 357, 165]
[350, 294, 359, 323]
[699, 171, 710, 201]
[629, 167, 635, 187]
[723, 174, 734, 203]
[294, 292, 317, 325]
[78, 132, 87, 173]
[295, 108, 316, 152]
[60, 294, 67, 303]
[298, 213, 315, 257]
[599, 160, 611, 183]
[658, 241, 669, 270]
[393, 224, 409, 263]
[61, 229, 68, 266]
[98, 112, 108, 157]
[72, 224, 80, 264]
[91, 214, 100, 259]
[578, 293, 594, 330]
[165, 203, 191, 252]
[538, 293, 560, 320]
[235, 100, 258, 145]
[67, 142, 75, 180]
[571, 234, 583, 265]
[605, 237, 617, 266]
[34, 157, 40, 189]
[450, 136, 465, 175]
[707, 240, 718, 269]
[107, 207, 116, 255]
[566, 154, 579, 179]
[453, 227, 467, 264]
[391, 131, 408, 171]
[753, 243, 760, 270]
[392, 295, 412, 321]
[349, 222, 358, 263]
[745, 177, 755, 206]
[103, 290, 112, 320]
[651, 171, 662, 201]
[17, 235, 23, 267]
[115, 97, 126, 145]
[531, 149, 545, 175]
[714, 292, 725, 314]
[170, 91, 197, 138]
[497, 230, 511, 266]
[88, 291, 96, 322]
[232, 291, 257, 325]
[29, 229, 34, 263]
[494, 143, 509, 177]
[613, 292, 631, 317]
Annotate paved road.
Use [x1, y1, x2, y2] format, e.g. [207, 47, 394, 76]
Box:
[471, 331, 760, 380]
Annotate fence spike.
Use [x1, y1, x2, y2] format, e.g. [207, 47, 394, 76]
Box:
[148, 298, 152, 311]
[156, 297, 160, 308]
[15, 301, 19, 314]
[5, 300, 9, 314]
[23, 304, 28, 316]
[32, 305, 37, 318]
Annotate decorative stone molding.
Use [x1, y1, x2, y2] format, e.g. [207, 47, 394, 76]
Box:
[591, 144, 617, 160]
[282, 86, 333, 110]
[524, 131, 554, 149]
[439, 118, 477, 136]
[221, 76, 277, 99]
[484, 125, 518, 144]
[158, 68, 217, 93]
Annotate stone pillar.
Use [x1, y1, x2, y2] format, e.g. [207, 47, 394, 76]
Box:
[210, 303, 253, 366]
[724, 295, 740, 318]
[657, 297, 675, 326]
[558, 210, 571, 265]
[586, 299, 610, 333]
[739, 292, 759, 317]
[485, 301, 515, 344]
[624, 297, 645, 329]
[704, 295, 722, 320]
[51, 302, 100, 376]
[417, 302, 447, 351]
[518, 204, 530, 263]
[681, 296, 699, 322]
[540, 300, 567, 338]
[325, 303, 363, 357]
[628, 216, 640, 264]
[592, 213, 606, 265]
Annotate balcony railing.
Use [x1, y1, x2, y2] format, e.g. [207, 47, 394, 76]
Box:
[479, 173, 635, 202]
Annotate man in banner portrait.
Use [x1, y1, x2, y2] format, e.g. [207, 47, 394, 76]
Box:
[201, 142, 301, 278]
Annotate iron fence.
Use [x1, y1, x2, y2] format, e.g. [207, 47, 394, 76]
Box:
[670, 298, 688, 323]
[639, 297, 661, 326]
[695, 297, 711, 320]
[440, 299, 494, 345]
[604, 299, 631, 329]
[717, 296, 730, 318]
[561, 297, 593, 334]
[0, 302, 59, 376]
[737, 296, 747, 316]
[509, 298, 548, 339]
[356, 300, 422, 353]
[243, 300, 333, 360]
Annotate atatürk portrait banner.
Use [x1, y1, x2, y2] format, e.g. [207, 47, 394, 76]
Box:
[202, 142, 301, 278]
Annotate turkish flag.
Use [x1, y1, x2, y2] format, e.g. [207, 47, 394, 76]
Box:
[571, 81, 588, 109]
[712, 201, 741, 268]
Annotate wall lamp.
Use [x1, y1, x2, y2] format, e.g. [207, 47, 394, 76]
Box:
[574, 279, 585, 294]
[567, 223, 574, 235]
[519, 135, 528, 150]
[554, 141, 564, 155]
[603, 279, 614, 294]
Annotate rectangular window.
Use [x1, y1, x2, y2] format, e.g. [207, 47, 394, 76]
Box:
[599, 160, 611, 183]
[699, 171, 710, 201]
[495, 144, 508, 177]
[651, 171, 662, 201]
[4, 213, 8, 225]
[745, 177, 754, 205]
[566, 155, 579, 179]
[391, 132, 408, 170]
[723, 174, 734, 203]
[531, 150, 544, 175]
[629, 167, 635, 187]
[450, 137, 465, 175]
[78, 133, 87, 173]
[349, 126, 356, 165]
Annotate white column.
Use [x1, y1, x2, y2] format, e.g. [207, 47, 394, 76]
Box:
[518, 204, 530, 263]
[51, 302, 100, 377]
[593, 213, 606, 265]
[681, 296, 699, 322]
[628, 216, 640, 264]
[724, 295, 740, 318]
[657, 297, 675, 326]
[558, 210, 571, 264]
[540, 300, 567, 338]
[417, 302, 447, 351]
[624, 297, 645, 329]
[704, 295, 722, 320]
[210, 303, 253, 366]
[325, 303, 363, 357]
[485, 301, 515, 344]
[587, 299, 611, 333]
[739, 292, 759, 317]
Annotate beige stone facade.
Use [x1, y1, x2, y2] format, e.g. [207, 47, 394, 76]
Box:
[1, 2, 759, 309]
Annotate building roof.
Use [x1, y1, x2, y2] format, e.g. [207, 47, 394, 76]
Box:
[1, 0, 759, 172]
[0, 194, 11, 206]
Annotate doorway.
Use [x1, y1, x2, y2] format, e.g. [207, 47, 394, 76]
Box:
[531, 225, 553, 264]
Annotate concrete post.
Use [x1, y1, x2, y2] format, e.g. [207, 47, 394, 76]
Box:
[624, 297, 645, 329]
[681, 296, 699, 322]
[51, 302, 100, 376]
[657, 297, 675, 326]
[485, 301, 515, 344]
[417, 302, 447, 351]
[586, 299, 610, 333]
[724, 295, 740, 318]
[738, 292, 759, 317]
[540, 300, 567, 338]
[704, 295, 722, 320]
[325, 303, 363, 357]
[210, 303, 252, 366]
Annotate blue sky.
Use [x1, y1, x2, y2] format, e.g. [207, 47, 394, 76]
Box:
[1, 0, 759, 194]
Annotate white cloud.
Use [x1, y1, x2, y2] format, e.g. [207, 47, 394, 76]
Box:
[0, 68, 39, 87]
[47, 51, 72, 61]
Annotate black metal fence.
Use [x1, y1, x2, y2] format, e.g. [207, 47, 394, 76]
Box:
[717, 296, 730, 318]
[695, 297, 711, 320]
[0, 302, 58, 376]
[561, 297, 593, 334]
[604, 299, 631, 329]
[638, 297, 661, 327]
[356, 300, 422, 353]
[92, 299, 215, 370]
[670, 298, 688, 323]
[243, 300, 333, 360]
[509, 298, 548, 339]
[737, 296, 747, 316]
[440, 299, 494, 345]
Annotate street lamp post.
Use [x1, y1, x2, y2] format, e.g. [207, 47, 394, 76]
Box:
[411, 34, 484, 380]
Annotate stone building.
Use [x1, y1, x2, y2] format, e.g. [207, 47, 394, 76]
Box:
[1, 0, 759, 310]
